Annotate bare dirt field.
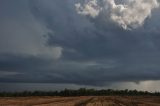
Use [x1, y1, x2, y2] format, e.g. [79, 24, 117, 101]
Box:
[0, 96, 160, 106]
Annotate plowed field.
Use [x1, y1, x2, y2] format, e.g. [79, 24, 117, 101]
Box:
[0, 96, 160, 106]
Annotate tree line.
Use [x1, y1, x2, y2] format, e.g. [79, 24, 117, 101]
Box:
[0, 88, 160, 97]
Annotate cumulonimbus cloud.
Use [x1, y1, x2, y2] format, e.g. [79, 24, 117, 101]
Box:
[75, 0, 102, 18]
[75, 0, 159, 30]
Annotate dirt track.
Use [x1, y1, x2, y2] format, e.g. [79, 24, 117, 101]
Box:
[0, 96, 160, 106]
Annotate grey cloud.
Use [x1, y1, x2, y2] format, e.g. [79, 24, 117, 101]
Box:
[0, 0, 160, 87]
[0, 0, 62, 59]
[0, 52, 160, 86]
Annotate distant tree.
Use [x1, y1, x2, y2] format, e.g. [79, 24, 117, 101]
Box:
[0, 88, 160, 97]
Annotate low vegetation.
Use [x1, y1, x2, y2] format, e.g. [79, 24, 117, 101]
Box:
[0, 88, 160, 97]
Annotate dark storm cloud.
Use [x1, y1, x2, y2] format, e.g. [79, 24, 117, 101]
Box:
[0, 0, 160, 86]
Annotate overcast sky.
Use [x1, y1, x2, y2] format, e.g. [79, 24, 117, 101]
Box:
[0, 0, 160, 91]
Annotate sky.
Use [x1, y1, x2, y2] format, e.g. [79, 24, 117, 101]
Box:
[0, 0, 160, 92]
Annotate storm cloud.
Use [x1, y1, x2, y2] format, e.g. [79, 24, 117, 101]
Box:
[76, 0, 159, 29]
[0, 0, 160, 89]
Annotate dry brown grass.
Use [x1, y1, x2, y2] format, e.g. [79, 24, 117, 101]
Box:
[0, 96, 160, 106]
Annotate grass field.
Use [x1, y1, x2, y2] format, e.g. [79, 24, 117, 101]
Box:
[0, 96, 160, 106]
